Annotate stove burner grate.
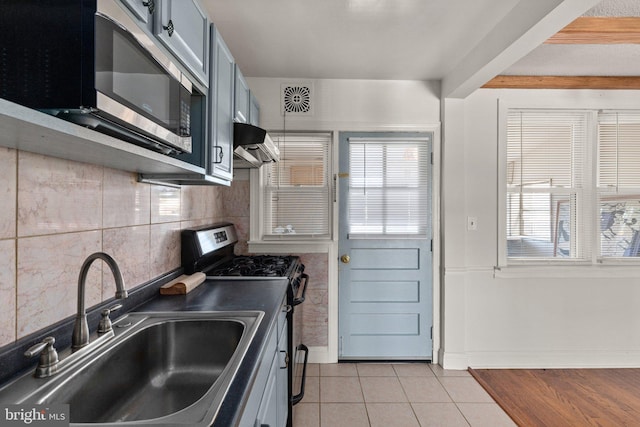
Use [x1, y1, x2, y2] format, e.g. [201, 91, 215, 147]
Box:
[208, 255, 297, 278]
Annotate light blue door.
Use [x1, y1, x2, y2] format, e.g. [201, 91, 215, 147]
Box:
[338, 132, 433, 359]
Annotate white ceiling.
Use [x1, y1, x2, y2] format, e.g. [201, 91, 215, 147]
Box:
[202, 0, 519, 80]
[201, 0, 637, 94]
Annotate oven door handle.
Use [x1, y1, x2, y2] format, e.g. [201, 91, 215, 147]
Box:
[291, 344, 309, 405]
[292, 273, 309, 306]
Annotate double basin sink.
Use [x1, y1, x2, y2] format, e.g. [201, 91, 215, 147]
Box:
[0, 310, 264, 426]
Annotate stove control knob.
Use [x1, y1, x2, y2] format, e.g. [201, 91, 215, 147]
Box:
[340, 254, 350, 264]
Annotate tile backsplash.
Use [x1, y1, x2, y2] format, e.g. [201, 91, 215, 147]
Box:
[0, 147, 248, 348]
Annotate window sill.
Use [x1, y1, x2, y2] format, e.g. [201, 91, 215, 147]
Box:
[494, 263, 640, 279]
[248, 239, 334, 254]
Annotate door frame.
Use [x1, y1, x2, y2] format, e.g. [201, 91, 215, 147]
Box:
[327, 125, 442, 364]
[337, 131, 434, 360]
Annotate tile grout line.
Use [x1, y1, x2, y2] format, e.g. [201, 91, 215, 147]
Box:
[431, 365, 474, 426]
[431, 365, 494, 427]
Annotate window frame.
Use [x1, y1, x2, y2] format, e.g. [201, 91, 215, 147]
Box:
[346, 136, 432, 239]
[253, 131, 334, 242]
[499, 103, 640, 268]
[501, 108, 596, 265]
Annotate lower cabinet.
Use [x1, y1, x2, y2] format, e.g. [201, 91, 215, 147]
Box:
[255, 352, 279, 427]
[275, 322, 288, 426]
[238, 300, 289, 427]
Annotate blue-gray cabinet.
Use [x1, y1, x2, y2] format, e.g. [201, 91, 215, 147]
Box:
[119, 0, 154, 31]
[238, 297, 289, 427]
[250, 93, 261, 126]
[209, 25, 235, 181]
[156, 0, 209, 87]
[275, 312, 289, 426]
[234, 66, 251, 124]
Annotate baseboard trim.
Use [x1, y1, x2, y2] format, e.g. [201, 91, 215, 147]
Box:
[307, 346, 336, 364]
[441, 352, 470, 370]
[444, 350, 640, 369]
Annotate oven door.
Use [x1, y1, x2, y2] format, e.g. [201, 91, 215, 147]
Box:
[291, 273, 309, 426]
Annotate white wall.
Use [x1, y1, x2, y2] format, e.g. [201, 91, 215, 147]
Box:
[441, 88, 640, 369]
[247, 78, 441, 131]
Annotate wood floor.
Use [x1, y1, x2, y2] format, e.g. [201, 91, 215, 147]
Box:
[469, 368, 640, 427]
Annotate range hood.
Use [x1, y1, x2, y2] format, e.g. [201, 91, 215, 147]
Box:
[233, 123, 280, 168]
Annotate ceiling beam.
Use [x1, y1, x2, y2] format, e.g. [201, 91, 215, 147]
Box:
[441, 0, 601, 99]
[546, 17, 640, 44]
[482, 75, 640, 89]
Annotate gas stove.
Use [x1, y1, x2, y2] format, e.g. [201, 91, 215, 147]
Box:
[180, 223, 309, 426]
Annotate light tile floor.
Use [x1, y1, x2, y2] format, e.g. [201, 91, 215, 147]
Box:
[293, 363, 517, 427]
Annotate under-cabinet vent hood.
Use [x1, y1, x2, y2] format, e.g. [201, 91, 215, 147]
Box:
[233, 123, 280, 168]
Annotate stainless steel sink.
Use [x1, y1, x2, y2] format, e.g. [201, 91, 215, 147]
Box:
[0, 311, 264, 426]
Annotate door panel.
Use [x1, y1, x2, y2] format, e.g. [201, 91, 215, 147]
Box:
[350, 248, 419, 269]
[338, 132, 432, 360]
[351, 281, 420, 302]
[351, 313, 420, 335]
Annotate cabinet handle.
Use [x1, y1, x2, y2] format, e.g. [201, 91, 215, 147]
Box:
[163, 19, 174, 37]
[142, 0, 155, 14]
[213, 146, 223, 164]
[280, 350, 289, 369]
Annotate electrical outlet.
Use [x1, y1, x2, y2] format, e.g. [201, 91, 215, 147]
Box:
[467, 216, 478, 231]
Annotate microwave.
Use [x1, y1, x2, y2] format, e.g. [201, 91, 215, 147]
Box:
[0, 0, 192, 155]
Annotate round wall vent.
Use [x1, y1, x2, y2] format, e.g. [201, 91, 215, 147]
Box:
[282, 85, 311, 114]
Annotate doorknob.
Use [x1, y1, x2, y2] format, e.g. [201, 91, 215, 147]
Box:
[340, 254, 350, 264]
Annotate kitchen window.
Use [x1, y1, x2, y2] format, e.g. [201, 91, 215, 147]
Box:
[501, 109, 640, 264]
[259, 132, 332, 239]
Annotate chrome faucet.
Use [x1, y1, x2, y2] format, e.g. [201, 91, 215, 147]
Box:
[72, 252, 128, 351]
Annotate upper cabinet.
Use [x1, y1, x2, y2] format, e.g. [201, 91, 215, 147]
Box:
[234, 66, 251, 124]
[210, 25, 235, 182]
[250, 93, 260, 126]
[0, 0, 265, 186]
[155, 0, 209, 87]
[120, 0, 154, 31]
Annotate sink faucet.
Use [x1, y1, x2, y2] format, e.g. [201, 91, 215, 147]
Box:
[72, 252, 128, 351]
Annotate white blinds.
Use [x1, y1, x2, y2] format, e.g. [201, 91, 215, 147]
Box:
[263, 132, 331, 237]
[506, 110, 589, 260]
[348, 138, 430, 237]
[598, 112, 640, 190]
[598, 112, 640, 257]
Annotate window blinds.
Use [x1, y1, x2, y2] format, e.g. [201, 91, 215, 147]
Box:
[598, 112, 640, 257]
[348, 138, 430, 238]
[506, 110, 589, 260]
[263, 132, 331, 237]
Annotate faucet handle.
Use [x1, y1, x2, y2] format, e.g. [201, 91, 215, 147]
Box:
[98, 304, 122, 334]
[25, 336, 59, 378]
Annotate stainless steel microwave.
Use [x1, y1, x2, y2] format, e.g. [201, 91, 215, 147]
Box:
[0, 0, 192, 155]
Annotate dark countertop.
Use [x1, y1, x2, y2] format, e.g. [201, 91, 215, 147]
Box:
[137, 278, 289, 427]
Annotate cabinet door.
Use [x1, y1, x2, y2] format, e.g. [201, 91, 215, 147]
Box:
[234, 66, 250, 123]
[210, 25, 234, 181]
[276, 319, 289, 427]
[120, 0, 154, 30]
[250, 93, 260, 126]
[256, 354, 279, 427]
[156, 0, 209, 86]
